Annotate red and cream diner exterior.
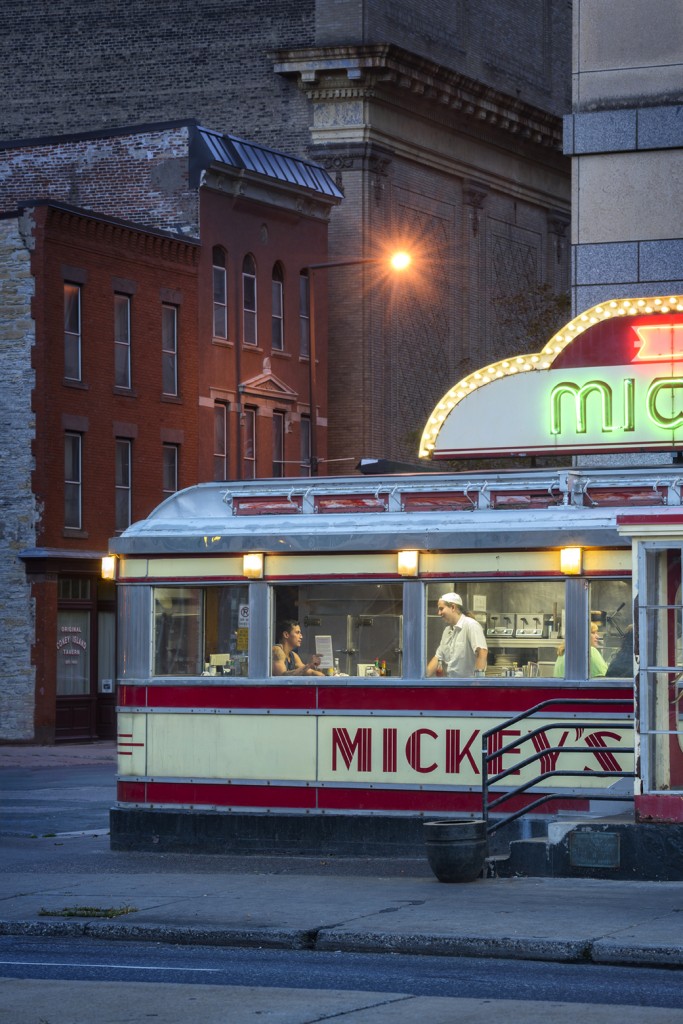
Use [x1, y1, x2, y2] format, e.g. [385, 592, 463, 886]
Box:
[108, 297, 683, 851]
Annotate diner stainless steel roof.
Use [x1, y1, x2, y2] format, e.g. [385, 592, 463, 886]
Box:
[109, 467, 683, 556]
[191, 125, 343, 199]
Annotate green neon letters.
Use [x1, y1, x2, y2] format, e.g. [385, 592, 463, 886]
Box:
[551, 376, 683, 435]
[647, 377, 683, 430]
[550, 380, 615, 435]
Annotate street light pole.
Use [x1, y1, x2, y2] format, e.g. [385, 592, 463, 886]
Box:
[303, 253, 411, 476]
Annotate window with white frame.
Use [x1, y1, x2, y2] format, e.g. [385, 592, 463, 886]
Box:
[242, 254, 257, 345]
[213, 247, 228, 339]
[115, 438, 132, 532]
[299, 271, 310, 358]
[162, 443, 179, 497]
[162, 304, 178, 396]
[114, 293, 131, 389]
[64, 432, 82, 529]
[64, 283, 82, 381]
[272, 411, 285, 477]
[214, 402, 229, 481]
[243, 407, 256, 479]
[300, 415, 311, 476]
[271, 263, 284, 351]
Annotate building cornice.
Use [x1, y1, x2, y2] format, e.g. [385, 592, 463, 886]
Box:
[39, 203, 200, 266]
[202, 165, 338, 222]
[273, 44, 563, 152]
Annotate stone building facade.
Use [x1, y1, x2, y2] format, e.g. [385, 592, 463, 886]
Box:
[564, 0, 683, 469]
[565, 0, 683, 312]
[0, 214, 36, 739]
[1, 0, 572, 469]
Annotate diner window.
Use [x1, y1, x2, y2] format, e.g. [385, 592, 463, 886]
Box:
[214, 401, 229, 480]
[64, 432, 82, 529]
[272, 411, 285, 477]
[162, 304, 178, 396]
[640, 547, 683, 793]
[425, 581, 566, 679]
[115, 438, 132, 532]
[114, 293, 131, 389]
[243, 406, 256, 479]
[271, 583, 404, 677]
[242, 254, 257, 345]
[271, 263, 284, 351]
[299, 272, 310, 357]
[212, 247, 228, 339]
[162, 443, 179, 497]
[64, 283, 82, 381]
[589, 579, 633, 678]
[300, 415, 311, 476]
[153, 585, 249, 676]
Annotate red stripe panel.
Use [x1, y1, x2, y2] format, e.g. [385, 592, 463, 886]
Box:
[317, 684, 633, 713]
[119, 684, 317, 710]
[118, 781, 147, 802]
[119, 686, 148, 707]
[636, 794, 683, 823]
[117, 780, 317, 808]
[318, 788, 589, 814]
[118, 683, 632, 714]
[116, 779, 588, 816]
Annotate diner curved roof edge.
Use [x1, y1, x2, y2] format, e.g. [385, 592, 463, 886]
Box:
[108, 468, 683, 555]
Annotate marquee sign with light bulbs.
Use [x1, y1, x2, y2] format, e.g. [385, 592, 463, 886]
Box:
[420, 296, 683, 459]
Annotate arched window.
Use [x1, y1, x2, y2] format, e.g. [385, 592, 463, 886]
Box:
[242, 254, 257, 345]
[271, 263, 284, 351]
[212, 247, 227, 339]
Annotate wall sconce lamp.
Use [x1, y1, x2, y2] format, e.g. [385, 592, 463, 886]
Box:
[560, 547, 582, 575]
[243, 552, 264, 579]
[101, 555, 116, 580]
[397, 550, 420, 577]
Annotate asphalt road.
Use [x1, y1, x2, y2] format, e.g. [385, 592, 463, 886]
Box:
[1, 936, 683, 1008]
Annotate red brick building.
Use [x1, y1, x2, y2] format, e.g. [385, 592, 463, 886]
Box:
[0, 123, 341, 742]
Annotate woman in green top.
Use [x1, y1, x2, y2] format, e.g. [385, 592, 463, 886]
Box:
[553, 622, 607, 678]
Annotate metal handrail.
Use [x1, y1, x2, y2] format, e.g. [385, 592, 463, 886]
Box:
[481, 698, 635, 836]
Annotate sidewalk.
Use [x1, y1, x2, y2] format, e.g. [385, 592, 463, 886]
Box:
[1, 743, 683, 970]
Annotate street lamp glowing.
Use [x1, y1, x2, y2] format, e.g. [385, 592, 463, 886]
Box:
[303, 247, 414, 474]
[390, 251, 412, 271]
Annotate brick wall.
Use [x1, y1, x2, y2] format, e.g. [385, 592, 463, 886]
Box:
[0, 127, 199, 236]
[0, 214, 37, 739]
[1, 0, 316, 154]
[31, 205, 200, 551]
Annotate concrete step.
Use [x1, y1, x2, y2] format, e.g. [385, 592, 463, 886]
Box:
[491, 818, 683, 881]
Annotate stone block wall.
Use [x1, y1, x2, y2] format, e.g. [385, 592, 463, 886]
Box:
[0, 214, 37, 739]
[566, 0, 683, 312]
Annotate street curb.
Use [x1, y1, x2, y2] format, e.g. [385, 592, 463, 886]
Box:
[0, 921, 315, 950]
[2, 919, 681, 967]
[315, 929, 590, 962]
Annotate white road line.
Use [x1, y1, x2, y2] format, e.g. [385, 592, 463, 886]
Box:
[0, 960, 221, 973]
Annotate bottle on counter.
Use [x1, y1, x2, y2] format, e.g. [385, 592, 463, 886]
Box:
[374, 659, 381, 676]
[380, 660, 387, 677]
